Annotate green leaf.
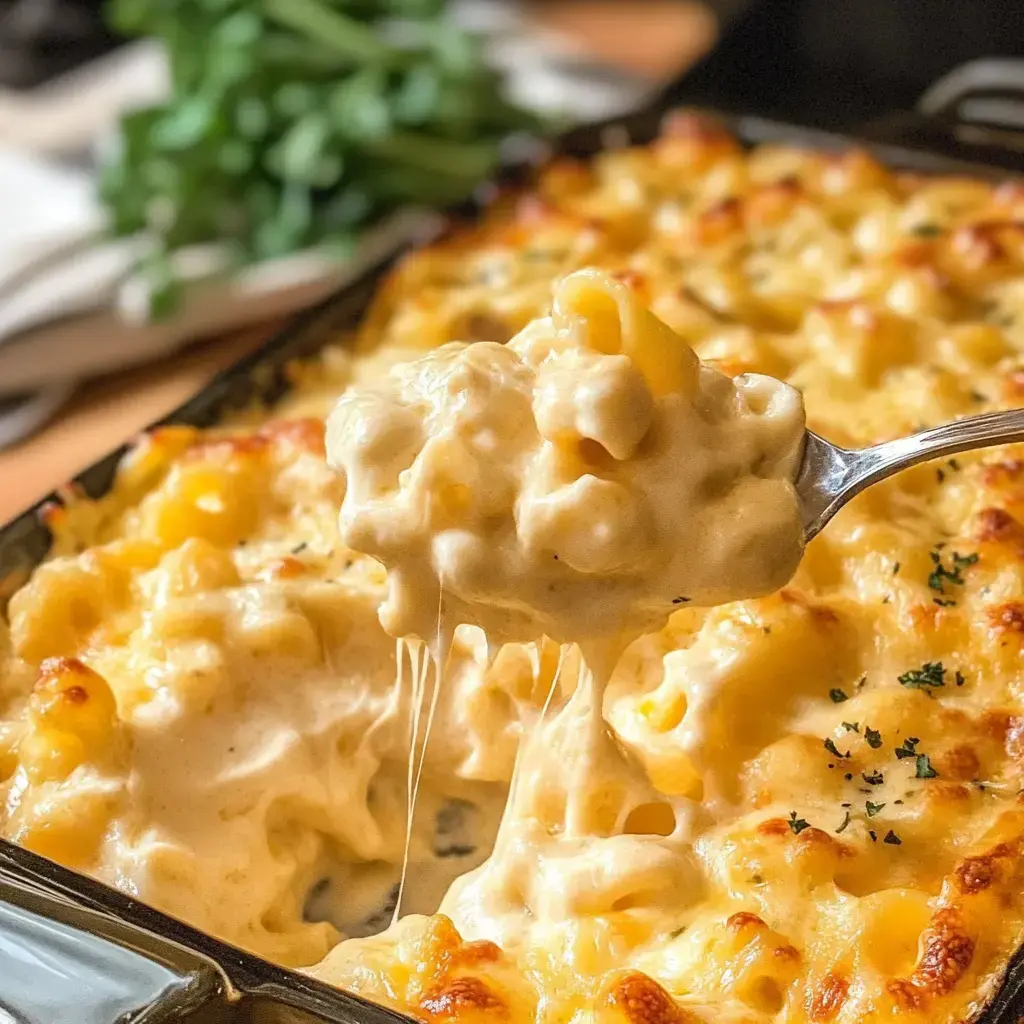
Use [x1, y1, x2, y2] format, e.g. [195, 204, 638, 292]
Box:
[329, 70, 392, 140]
[235, 96, 270, 139]
[391, 62, 441, 125]
[217, 139, 254, 175]
[151, 95, 217, 150]
[273, 82, 319, 119]
[277, 113, 331, 183]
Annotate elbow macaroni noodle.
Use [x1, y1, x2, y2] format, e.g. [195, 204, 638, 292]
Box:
[1, 114, 1024, 1024]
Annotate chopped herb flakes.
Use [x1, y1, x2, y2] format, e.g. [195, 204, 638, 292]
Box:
[898, 662, 946, 693]
[862, 770, 885, 785]
[911, 223, 942, 237]
[835, 811, 852, 834]
[936, 468, 946, 484]
[869, 830, 878, 842]
[893, 562, 901, 575]
[865, 726, 882, 749]
[824, 738, 850, 759]
[927, 550, 979, 599]
[955, 670, 966, 687]
[788, 811, 810, 835]
[866, 801, 885, 817]
[895, 737, 920, 759]
[829, 688, 849, 703]
[842, 721, 860, 733]
[290, 542, 308, 555]
[883, 830, 902, 846]
[915, 754, 939, 779]
[671, 596, 691, 604]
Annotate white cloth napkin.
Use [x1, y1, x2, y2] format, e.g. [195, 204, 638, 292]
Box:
[0, 3, 655, 449]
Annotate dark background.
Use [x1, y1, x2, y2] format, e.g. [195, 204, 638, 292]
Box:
[682, 0, 1024, 127]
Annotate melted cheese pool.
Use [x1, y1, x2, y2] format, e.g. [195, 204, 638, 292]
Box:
[3, 116, 1024, 1024]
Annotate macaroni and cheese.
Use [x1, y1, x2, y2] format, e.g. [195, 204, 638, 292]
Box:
[1, 113, 1024, 1024]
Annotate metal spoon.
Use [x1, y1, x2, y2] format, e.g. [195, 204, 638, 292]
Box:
[797, 408, 1024, 541]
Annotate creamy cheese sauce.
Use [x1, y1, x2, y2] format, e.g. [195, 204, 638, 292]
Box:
[322, 269, 806, 959]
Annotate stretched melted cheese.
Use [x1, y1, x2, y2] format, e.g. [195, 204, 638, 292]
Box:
[2, 113, 1024, 1024]
[321, 267, 806, 988]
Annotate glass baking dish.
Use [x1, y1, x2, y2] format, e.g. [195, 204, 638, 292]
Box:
[3, 41, 1024, 1024]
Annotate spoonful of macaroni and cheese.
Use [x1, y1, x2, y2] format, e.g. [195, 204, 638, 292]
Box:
[326, 268, 807, 656]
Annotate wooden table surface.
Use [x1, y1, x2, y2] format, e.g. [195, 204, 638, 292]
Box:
[0, 0, 716, 524]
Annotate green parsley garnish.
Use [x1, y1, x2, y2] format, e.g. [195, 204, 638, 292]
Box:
[894, 737, 920, 759]
[898, 662, 946, 693]
[911, 223, 942, 238]
[98, 0, 543, 316]
[893, 562, 901, 575]
[866, 801, 885, 817]
[955, 670, 966, 687]
[835, 811, 851, 834]
[842, 721, 860, 733]
[928, 550, 979, 596]
[824, 738, 850, 759]
[883, 830, 902, 845]
[829, 688, 849, 703]
[865, 726, 882, 749]
[788, 811, 810, 835]
[862, 770, 884, 785]
[915, 754, 939, 779]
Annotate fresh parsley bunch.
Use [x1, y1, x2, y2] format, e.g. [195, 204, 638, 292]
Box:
[101, 0, 540, 315]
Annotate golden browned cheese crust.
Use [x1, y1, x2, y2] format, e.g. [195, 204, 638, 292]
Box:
[2, 113, 1024, 1023]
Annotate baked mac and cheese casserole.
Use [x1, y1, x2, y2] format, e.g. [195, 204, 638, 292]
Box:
[2, 113, 1024, 1024]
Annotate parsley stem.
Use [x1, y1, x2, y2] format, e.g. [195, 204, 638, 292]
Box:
[367, 130, 497, 178]
[263, 0, 389, 62]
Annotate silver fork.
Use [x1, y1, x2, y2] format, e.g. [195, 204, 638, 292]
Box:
[798, 408, 1024, 541]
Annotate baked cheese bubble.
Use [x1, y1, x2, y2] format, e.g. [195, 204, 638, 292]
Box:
[326, 268, 807, 653]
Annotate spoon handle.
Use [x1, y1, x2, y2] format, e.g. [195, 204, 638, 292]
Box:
[799, 408, 1024, 541]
